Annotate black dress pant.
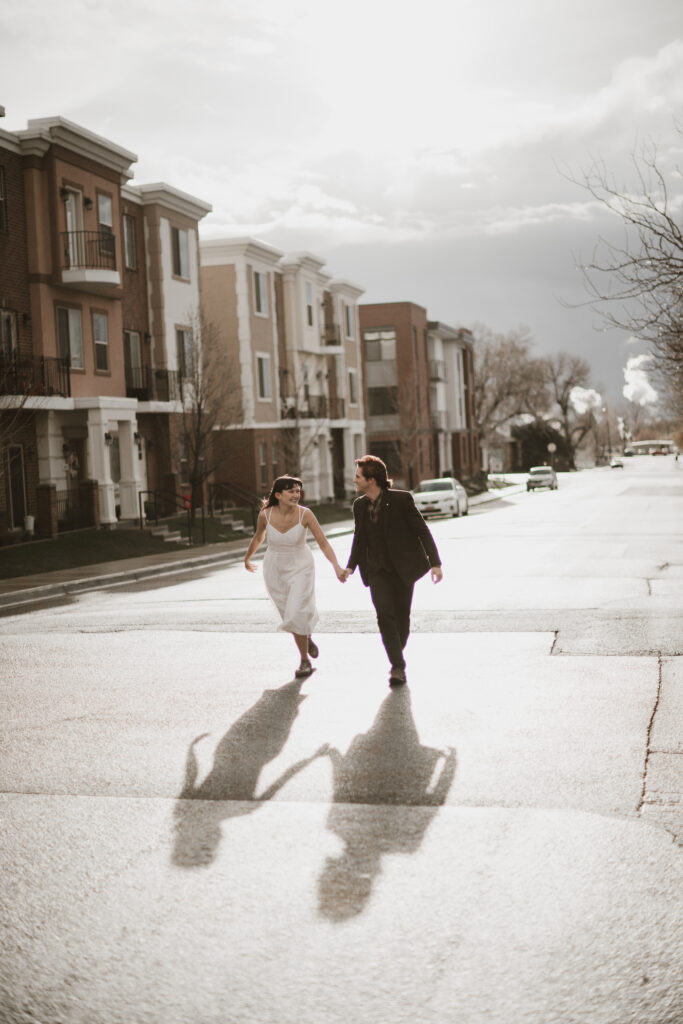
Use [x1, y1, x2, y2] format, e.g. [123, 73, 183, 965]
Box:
[368, 569, 414, 670]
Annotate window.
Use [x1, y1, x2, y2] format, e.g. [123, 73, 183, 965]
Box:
[123, 329, 141, 368]
[259, 442, 268, 488]
[254, 270, 268, 315]
[179, 434, 189, 486]
[364, 329, 396, 361]
[97, 194, 115, 265]
[344, 303, 354, 338]
[176, 327, 192, 377]
[371, 440, 402, 476]
[305, 282, 314, 326]
[123, 215, 137, 269]
[6, 445, 27, 528]
[171, 226, 190, 278]
[0, 167, 7, 233]
[56, 307, 84, 369]
[0, 309, 16, 360]
[256, 353, 271, 399]
[348, 368, 358, 405]
[271, 442, 278, 480]
[353, 434, 363, 460]
[93, 312, 109, 372]
[368, 386, 398, 415]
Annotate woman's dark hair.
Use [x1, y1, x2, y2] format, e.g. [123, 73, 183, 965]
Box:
[355, 455, 392, 490]
[262, 475, 304, 508]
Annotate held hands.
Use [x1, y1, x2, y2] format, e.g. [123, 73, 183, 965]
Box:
[335, 565, 350, 582]
[431, 566, 443, 584]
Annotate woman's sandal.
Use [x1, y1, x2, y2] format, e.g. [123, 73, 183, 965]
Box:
[295, 659, 313, 678]
[308, 637, 319, 659]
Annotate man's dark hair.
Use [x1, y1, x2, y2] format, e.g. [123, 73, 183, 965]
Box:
[355, 455, 392, 490]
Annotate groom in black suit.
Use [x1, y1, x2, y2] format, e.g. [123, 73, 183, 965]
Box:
[342, 455, 442, 685]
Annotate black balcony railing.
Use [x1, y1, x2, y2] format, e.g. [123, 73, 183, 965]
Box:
[322, 324, 342, 346]
[429, 359, 447, 381]
[124, 366, 181, 402]
[328, 397, 346, 419]
[61, 230, 117, 271]
[0, 354, 70, 397]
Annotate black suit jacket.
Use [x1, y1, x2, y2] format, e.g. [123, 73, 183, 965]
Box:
[347, 488, 442, 587]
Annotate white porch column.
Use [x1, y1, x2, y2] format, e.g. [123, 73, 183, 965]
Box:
[36, 410, 67, 485]
[118, 420, 141, 520]
[87, 410, 116, 525]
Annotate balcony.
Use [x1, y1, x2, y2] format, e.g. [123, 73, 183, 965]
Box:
[431, 409, 448, 431]
[126, 366, 181, 403]
[328, 397, 346, 420]
[0, 354, 70, 398]
[321, 323, 342, 347]
[429, 359, 447, 381]
[60, 230, 121, 291]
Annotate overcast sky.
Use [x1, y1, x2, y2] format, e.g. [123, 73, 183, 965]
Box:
[3, 0, 683, 406]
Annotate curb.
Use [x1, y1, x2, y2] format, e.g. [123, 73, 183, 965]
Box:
[0, 487, 524, 613]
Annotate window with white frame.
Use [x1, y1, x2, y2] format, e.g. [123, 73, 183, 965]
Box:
[56, 306, 84, 369]
[97, 194, 115, 264]
[364, 329, 396, 361]
[93, 312, 109, 372]
[344, 302, 354, 338]
[305, 282, 314, 326]
[171, 226, 190, 278]
[123, 214, 137, 269]
[0, 167, 7, 233]
[348, 368, 358, 405]
[176, 327, 193, 377]
[256, 353, 271, 399]
[0, 309, 16, 360]
[253, 270, 268, 315]
[271, 441, 278, 480]
[259, 442, 268, 487]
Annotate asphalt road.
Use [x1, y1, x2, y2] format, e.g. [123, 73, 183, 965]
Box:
[1, 457, 682, 1024]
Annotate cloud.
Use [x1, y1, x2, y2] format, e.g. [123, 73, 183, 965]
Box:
[622, 354, 658, 405]
[570, 386, 603, 414]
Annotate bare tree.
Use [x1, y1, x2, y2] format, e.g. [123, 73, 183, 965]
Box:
[472, 324, 549, 443]
[178, 309, 242, 513]
[541, 353, 593, 468]
[278, 361, 330, 475]
[575, 136, 683, 412]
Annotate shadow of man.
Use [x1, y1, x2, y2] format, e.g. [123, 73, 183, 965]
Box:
[318, 686, 456, 921]
[172, 677, 326, 868]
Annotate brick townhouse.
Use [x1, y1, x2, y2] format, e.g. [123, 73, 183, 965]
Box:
[359, 302, 480, 489]
[200, 239, 366, 503]
[0, 116, 210, 539]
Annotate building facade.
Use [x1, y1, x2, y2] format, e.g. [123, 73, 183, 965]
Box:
[359, 302, 436, 489]
[426, 321, 480, 480]
[0, 116, 211, 539]
[200, 239, 365, 503]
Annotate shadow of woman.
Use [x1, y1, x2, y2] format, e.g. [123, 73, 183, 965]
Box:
[318, 686, 456, 921]
[172, 677, 327, 868]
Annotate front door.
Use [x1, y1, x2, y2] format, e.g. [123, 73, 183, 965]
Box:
[6, 445, 27, 528]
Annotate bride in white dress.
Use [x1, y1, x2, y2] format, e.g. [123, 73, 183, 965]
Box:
[244, 476, 347, 678]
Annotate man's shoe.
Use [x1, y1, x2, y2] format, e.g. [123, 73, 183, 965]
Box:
[308, 637, 319, 659]
[389, 666, 407, 686]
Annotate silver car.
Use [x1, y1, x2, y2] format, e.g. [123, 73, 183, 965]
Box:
[412, 477, 469, 517]
[526, 466, 558, 491]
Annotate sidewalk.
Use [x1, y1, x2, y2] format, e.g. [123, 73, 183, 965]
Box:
[0, 486, 523, 612]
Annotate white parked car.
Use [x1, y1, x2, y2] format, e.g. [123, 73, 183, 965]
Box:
[412, 477, 469, 517]
[526, 466, 558, 491]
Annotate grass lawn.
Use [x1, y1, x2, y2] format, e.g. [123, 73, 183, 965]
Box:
[0, 528, 187, 581]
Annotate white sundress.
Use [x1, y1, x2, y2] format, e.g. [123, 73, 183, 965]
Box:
[263, 506, 319, 636]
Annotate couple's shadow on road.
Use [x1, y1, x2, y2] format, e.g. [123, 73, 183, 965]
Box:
[172, 679, 456, 922]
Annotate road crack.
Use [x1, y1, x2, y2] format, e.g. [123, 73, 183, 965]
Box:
[637, 653, 663, 814]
